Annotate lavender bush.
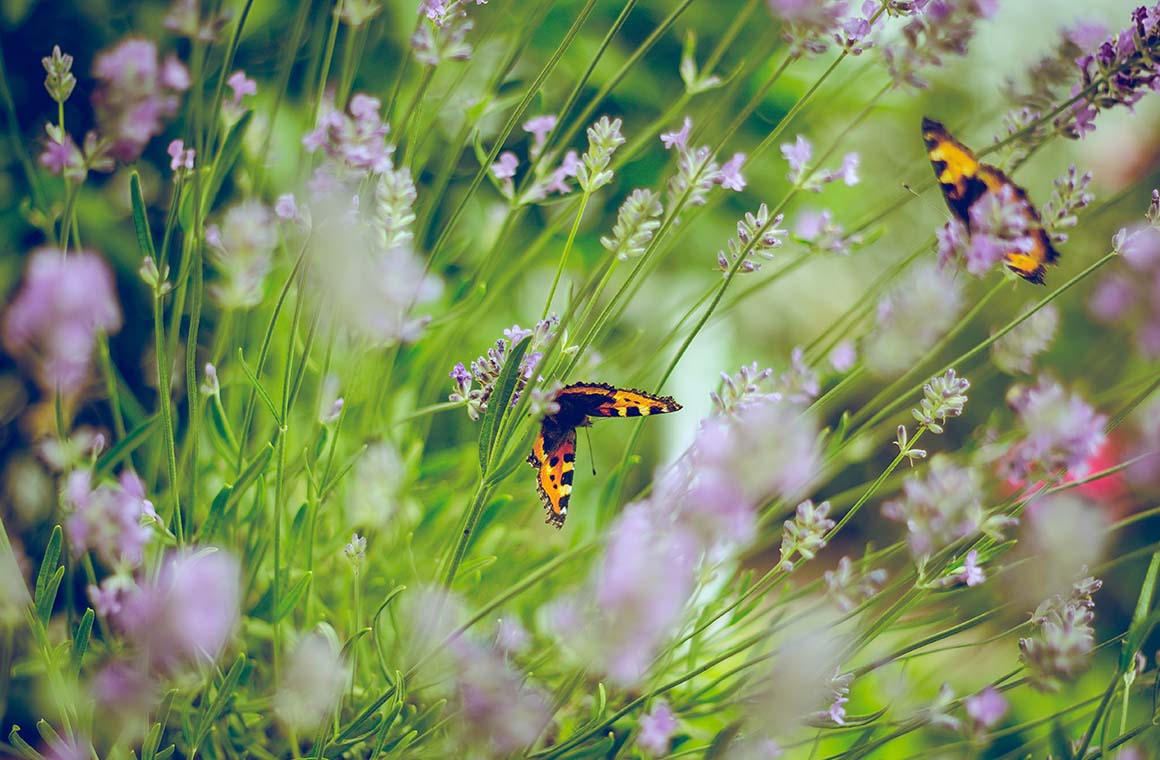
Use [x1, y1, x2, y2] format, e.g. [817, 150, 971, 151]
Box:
[2, 0, 1160, 757]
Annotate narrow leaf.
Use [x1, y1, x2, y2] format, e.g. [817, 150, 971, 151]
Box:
[35, 566, 64, 625]
[237, 348, 281, 425]
[273, 572, 312, 622]
[477, 335, 531, 473]
[70, 608, 94, 673]
[33, 526, 62, 608]
[129, 172, 157, 259]
[95, 415, 160, 477]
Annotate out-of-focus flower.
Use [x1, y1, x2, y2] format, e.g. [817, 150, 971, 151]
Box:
[406, 587, 548, 755]
[412, 0, 481, 65]
[448, 317, 566, 420]
[65, 469, 156, 569]
[793, 209, 864, 255]
[339, 0, 382, 26]
[528, 381, 562, 420]
[1019, 574, 1102, 692]
[2, 249, 123, 399]
[275, 632, 350, 730]
[166, 139, 195, 172]
[863, 263, 964, 377]
[881, 0, 998, 89]
[1013, 494, 1107, 612]
[164, 0, 228, 41]
[993, 305, 1059, 374]
[695, 397, 823, 507]
[719, 152, 747, 191]
[222, 70, 256, 122]
[939, 549, 985, 587]
[1041, 166, 1095, 245]
[825, 555, 886, 611]
[999, 379, 1106, 482]
[39, 128, 86, 181]
[601, 188, 663, 261]
[491, 151, 519, 181]
[637, 701, 678, 756]
[307, 193, 442, 346]
[829, 340, 856, 372]
[494, 617, 530, 655]
[778, 499, 834, 571]
[110, 549, 241, 674]
[883, 455, 1014, 560]
[1089, 190, 1160, 357]
[91, 37, 189, 163]
[781, 136, 860, 191]
[303, 94, 393, 180]
[349, 441, 406, 528]
[716, 203, 787, 275]
[206, 200, 278, 309]
[766, 0, 853, 56]
[661, 117, 692, 150]
[964, 686, 1008, 732]
[522, 114, 557, 158]
[710, 362, 778, 415]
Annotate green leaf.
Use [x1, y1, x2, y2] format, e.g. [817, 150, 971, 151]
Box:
[34, 721, 62, 749]
[233, 443, 274, 497]
[154, 746, 175, 760]
[205, 112, 254, 204]
[557, 734, 615, 760]
[273, 572, 312, 622]
[1123, 550, 1160, 670]
[456, 555, 497, 578]
[198, 486, 234, 542]
[477, 335, 531, 473]
[129, 172, 157, 260]
[35, 566, 63, 626]
[94, 414, 160, 477]
[70, 608, 94, 674]
[33, 526, 62, 610]
[1049, 719, 1075, 760]
[703, 721, 743, 760]
[188, 653, 247, 755]
[7, 725, 46, 760]
[237, 348, 281, 426]
[207, 394, 239, 460]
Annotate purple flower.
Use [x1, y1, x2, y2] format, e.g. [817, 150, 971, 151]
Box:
[637, 701, 678, 755]
[113, 549, 241, 674]
[274, 193, 299, 221]
[91, 38, 189, 163]
[825, 556, 886, 611]
[941, 549, 986, 587]
[767, 0, 851, 55]
[302, 94, 394, 177]
[522, 113, 557, 156]
[829, 340, 856, 371]
[836, 152, 859, 185]
[65, 469, 155, 569]
[661, 116, 692, 150]
[39, 130, 85, 181]
[883, 455, 1009, 559]
[494, 617, 531, 655]
[781, 134, 812, 175]
[226, 70, 257, 101]
[2, 249, 123, 398]
[778, 499, 834, 571]
[448, 317, 564, 420]
[1019, 575, 1102, 691]
[166, 138, 194, 171]
[1088, 273, 1135, 323]
[491, 151, 518, 180]
[964, 686, 1008, 730]
[1000, 379, 1107, 481]
[718, 152, 747, 191]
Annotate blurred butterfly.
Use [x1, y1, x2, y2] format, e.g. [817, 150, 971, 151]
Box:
[921, 116, 1059, 284]
[527, 383, 681, 528]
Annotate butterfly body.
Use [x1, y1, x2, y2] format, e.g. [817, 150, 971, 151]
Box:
[921, 117, 1059, 284]
[527, 382, 681, 528]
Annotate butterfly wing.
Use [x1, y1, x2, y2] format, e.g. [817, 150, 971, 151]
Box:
[922, 116, 987, 221]
[556, 382, 682, 419]
[922, 117, 1059, 285]
[527, 422, 577, 528]
[976, 165, 1060, 284]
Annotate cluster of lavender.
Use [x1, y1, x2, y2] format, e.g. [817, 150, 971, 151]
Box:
[449, 318, 563, 420]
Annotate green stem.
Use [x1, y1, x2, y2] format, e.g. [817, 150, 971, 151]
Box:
[541, 193, 590, 320]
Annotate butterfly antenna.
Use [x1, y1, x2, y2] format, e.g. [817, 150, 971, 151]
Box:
[583, 427, 597, 476]
[903, 182, 948, 218]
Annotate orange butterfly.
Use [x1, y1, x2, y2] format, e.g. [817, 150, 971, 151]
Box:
[921, 117, 1059, 284]
[527, 383, 681, 528]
